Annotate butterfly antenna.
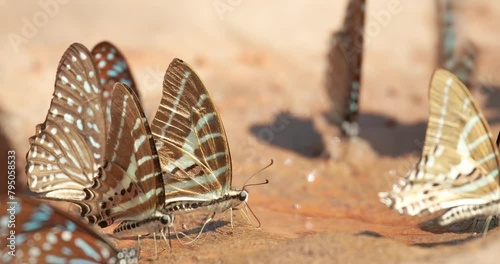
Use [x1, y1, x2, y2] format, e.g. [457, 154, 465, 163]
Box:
[166, 226, 172, 250]
[183, 216, 212, 245]
[137, 235, 141, 257]
[243, 159, 273, 189]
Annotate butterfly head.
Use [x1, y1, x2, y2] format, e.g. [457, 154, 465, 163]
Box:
[233, 188, 262, 228]
[227, 189, 248, 209]
[239, 190, 249, 202]
[160, 213, 174, 226]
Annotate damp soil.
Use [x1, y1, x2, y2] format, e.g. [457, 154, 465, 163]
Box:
[2, 1, 500, 263]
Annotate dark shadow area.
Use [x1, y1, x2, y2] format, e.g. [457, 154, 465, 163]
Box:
[355, 229, 477, 248]
[250, 112, 325, 158]
[419, 217, 497, 234]
[249, 95, 500, 158]
[249, 111, 428, 158]
[114, 220, 230, 242]
[355, 231, 384, 238]
[174, 220, 229, 238]
[414, 235, 477, 248]
[357, 113, 427, 157]
[478, 85, 500, 125]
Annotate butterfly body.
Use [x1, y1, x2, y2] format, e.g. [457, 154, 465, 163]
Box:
[379, 69, 500, 226]
[112, 213, 173, 238]
[164, 190, 248, 215]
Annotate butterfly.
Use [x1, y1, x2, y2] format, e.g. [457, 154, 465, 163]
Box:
[26, 42, 108, 200]
[325, 0, 366, 137]
[379, 69, 500, 227]
[0, 196, 138, 264]
[25, 43, 172, 244]
[436, 0, 478, 88]
[150, 58, 255, 239]
[91, 41, 140, 125]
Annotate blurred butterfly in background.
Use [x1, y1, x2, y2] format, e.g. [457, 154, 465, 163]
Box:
[325, 0, 366, 137]
[436, 0, 478, 88]
[379, 69, 500, 231]
[0, 197, 138, 264]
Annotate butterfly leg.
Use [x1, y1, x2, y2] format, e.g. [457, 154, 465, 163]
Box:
[172, 224, 188, 245]
[171, 213, 217, 245]
[160, 226, 172, 250]
[187, 212, 216, 244]
[172, 223, 198, 245]
[137, 235, 142, 259]
[239, 205, 254, 226]
[184, 212, 217, 245]
[482, 216, 494, 237]
[153, 231, 158, 258]
[230, 207, 234, 229]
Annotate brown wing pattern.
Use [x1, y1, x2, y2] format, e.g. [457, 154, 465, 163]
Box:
[26, 43, 106, 200]
[78, 83, 164, 228]
[151, 59, 232, 201]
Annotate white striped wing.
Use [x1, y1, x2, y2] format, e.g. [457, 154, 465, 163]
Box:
[379, 69, 500, 225]
[151, 59, 232, 203]
[26, 43, 106, 200]
[78, 83, 165, 228]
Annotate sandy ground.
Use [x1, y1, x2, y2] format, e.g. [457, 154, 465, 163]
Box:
[1, 0, 500, 263]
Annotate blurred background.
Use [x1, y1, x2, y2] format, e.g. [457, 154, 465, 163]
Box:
[1, 1, 500, 262]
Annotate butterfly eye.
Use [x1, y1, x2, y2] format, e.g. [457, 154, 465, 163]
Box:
[239, 191, 248, 201]
[160, 215, 171, 225]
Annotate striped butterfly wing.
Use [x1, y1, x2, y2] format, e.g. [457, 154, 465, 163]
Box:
[0, 197, 138, 264]
[77, 83, 165, 229]
[326, 0, 365, 137]
[26, 43, 106, 200]
[151, 59, 232, 202]
[91, 41, 139, 125]
[379, 69, 500, 225]
[436, 0, 477, 88]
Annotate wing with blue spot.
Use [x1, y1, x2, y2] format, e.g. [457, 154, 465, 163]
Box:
[91, 41, 139, 125]
[0, 197, 138, 263]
